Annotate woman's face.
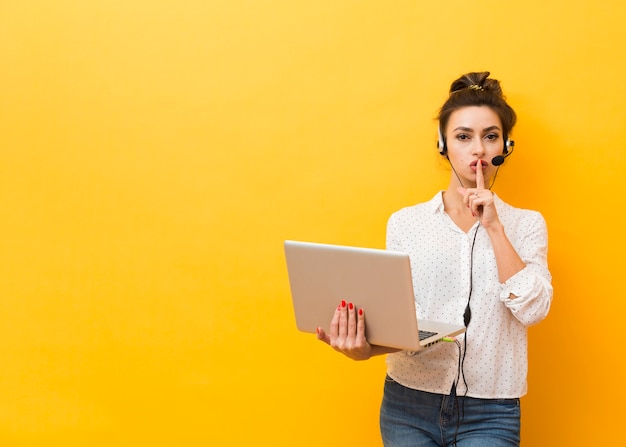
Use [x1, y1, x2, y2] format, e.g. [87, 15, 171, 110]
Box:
[444, 106, 505, 188]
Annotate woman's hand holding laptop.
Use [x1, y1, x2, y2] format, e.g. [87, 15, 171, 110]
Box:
[316, 300, 401, 361]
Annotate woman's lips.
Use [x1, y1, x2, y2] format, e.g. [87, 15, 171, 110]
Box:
[470, 159, 489, 170]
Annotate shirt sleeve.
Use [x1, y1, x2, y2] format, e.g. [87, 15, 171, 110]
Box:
[499, 211, 553, 327]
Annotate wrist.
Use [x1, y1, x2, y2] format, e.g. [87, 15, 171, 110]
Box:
[484, 221, 505, 234]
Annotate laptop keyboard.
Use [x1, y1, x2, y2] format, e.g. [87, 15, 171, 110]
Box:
[419, 330, 438, 341]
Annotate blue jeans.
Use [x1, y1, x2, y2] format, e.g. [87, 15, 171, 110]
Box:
[380, 376, 520, 447]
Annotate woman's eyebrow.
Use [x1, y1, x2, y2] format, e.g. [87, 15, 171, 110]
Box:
[483, 125, 502, 132]
[452, 126, 473, 132]
[452, 125, 502, 132]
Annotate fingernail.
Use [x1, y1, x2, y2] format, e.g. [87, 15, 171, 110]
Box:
[359, 309, 363, 316]
[341, 300, 346, 308]
[349, 302, 354, 310]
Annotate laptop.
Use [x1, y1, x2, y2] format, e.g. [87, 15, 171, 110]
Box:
[284, 240, 466, 351]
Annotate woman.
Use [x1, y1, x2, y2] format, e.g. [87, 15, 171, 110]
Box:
[316, 72, 553, 446]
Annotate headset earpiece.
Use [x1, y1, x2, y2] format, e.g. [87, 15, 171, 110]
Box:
[504, 138, 514, 155]
[437, 127, 446, 155]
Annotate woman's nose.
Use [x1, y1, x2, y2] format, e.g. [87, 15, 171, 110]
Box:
[472, 139, 486, 156]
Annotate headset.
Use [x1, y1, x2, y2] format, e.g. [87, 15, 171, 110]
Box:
[436, 123, 516, 440]
[437, 127, 514, 166]
[434, 103, 516, 445]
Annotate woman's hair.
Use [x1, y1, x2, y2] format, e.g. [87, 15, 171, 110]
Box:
[437, 71, 517, 142]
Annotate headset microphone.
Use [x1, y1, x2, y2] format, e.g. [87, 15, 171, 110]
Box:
[491, 155, 506, 166]
[491, 140, 515, 166]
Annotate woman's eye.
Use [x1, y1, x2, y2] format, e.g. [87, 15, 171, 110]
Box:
[485, 134, 499, 141]
[457, 134, 469, 140]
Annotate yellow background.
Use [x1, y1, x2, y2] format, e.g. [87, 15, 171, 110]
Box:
[1, 1, 624, 445]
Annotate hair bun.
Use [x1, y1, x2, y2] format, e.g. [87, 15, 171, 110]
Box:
[449, 71, 504, 97]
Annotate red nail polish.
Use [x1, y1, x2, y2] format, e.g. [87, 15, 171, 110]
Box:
[349, 302, 354, 310]
[341, 300, 346, 308]
[359, 309, 363, 316]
